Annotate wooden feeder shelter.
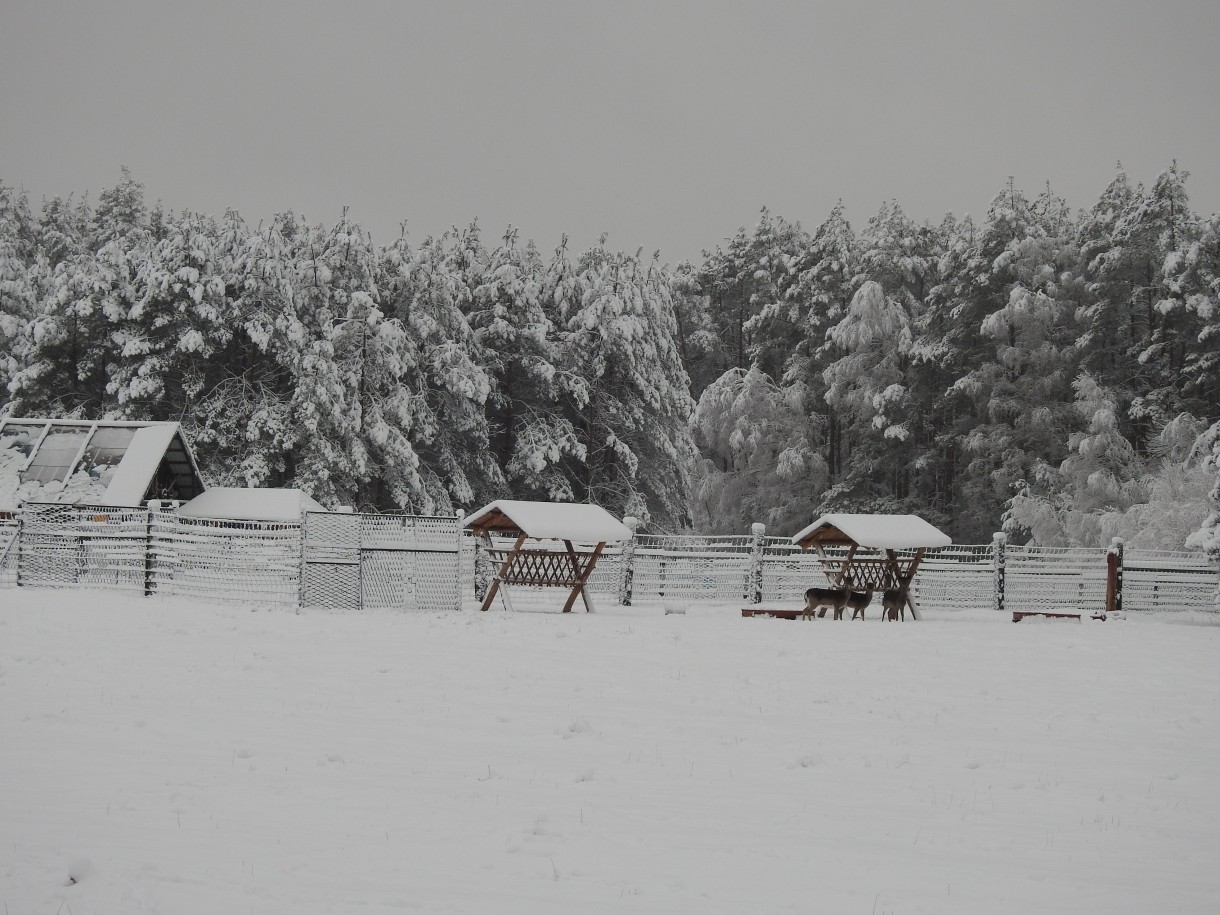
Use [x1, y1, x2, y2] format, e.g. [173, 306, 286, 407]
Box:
[463, 500, 632, 613]
[790, 513, 952, 621]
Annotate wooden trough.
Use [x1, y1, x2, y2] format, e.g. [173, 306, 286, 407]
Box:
[784, 513, 953, 621]
[464, 500, 631, 614]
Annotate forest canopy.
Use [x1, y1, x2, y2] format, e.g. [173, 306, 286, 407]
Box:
[1, 166, 1218, 550]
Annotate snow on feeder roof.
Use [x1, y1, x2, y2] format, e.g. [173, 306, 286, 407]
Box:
[179, 488, 326, 523]
[790, 513, 952, 551]
[0, 417, 205, 511]
[463, 499, 632, 544]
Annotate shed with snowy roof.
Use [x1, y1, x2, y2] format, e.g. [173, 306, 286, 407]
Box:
[463, 500, 632, 613]
[179, 487, 326, 523]
[0, 418, 206, 513]
[790, 513, 952, 620]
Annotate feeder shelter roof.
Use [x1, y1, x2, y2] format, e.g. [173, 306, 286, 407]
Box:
[179, 487, 326, 522]
[463, 499, 632, 543]
[791, 513, 952, 550]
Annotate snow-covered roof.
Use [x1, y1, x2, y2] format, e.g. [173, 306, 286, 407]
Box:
[791, 513, 952, 550]
[179, 488, 326, 522]
[100, 424, 180, 506]
[0, 418, 205, 510]
[463, 499, 632, 543]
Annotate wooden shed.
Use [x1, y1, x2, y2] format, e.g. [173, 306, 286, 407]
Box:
[790, 513, 952, 621]
[463, 500, 632, 613]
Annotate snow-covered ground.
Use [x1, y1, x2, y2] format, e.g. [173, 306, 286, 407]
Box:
[3, 590, 1219, 914]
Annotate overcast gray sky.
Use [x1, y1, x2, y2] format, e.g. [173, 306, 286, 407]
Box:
[3, 0, 1218, 262]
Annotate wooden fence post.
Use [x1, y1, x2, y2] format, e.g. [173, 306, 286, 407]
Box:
[993, 532, 1006, 614]
[1106, 537, 1124, 616]
[749, 522, 766, 604]
[618, 516, 639, 606]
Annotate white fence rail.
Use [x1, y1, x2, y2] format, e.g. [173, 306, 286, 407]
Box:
[2, 507, 1217, 615]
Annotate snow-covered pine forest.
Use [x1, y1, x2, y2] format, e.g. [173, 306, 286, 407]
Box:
[1, 166, 1219, 551]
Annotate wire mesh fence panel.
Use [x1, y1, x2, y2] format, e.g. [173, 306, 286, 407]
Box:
[459, 535, 479, 606]
[909, 544, 996, 612]
[584, 546, 624, 600]
[760, 541, 834, 603]
[1, 517, 20, 587]
[1124, 549, 1218, 613]
[302, 511, 360, 611]
[151, 513, 301, 609]
[630, 548, 752, 604]
[18, 503, 150, 592]
[1006, 545, 1108, 615]
[357, 513, 461, 611]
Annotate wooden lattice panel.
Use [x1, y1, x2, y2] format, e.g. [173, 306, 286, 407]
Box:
[486, 548, 598, 587]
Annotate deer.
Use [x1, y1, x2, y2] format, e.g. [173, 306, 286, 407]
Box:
[844, 586, 875, 620]
[804, 575, 875, 620]
[802, 585, 848, 620]
[881, 588, 906, 621]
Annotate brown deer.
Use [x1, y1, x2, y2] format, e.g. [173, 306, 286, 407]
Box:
[881, 588, 906, 621]
[844, 587, 875, 620]
[802, 586, 847, 620]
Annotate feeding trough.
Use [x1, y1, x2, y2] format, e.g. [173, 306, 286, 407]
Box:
[463, 500, 632, 613]
[789, 513, 952, 621]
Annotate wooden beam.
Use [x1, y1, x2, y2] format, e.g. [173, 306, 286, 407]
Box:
[480, 531, 527, 612]
[837, 544, 858, 587]
[562, 541, 605, 613]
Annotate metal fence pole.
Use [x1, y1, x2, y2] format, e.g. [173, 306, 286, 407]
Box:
[15, 507, 24, 588]
[993, 532, 1006, 614]
[473, 531, 492, 602]
[749, 522, 766, 604]
[143, 504, 155, 596]
[618, 516, 639, 606]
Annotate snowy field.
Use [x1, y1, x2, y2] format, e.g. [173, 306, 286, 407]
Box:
[3, 590, 1220, 914]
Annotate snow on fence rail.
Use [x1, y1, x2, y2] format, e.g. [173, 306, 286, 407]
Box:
[2, 508, 1217, 615]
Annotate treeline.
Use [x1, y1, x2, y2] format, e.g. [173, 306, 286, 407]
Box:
[684, 166, 1220, 549]
[0, 171, 695, 527]
[1, 166, 1218, 550]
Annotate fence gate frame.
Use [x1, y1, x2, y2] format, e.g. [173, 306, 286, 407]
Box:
[302, 511, 462, 611]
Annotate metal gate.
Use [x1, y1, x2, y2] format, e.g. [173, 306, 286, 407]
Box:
[302, 511, 461, 611]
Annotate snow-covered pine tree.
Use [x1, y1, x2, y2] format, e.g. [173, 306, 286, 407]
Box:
[691, 365, 827, 533]
[1112, 163, 1202, 433]
[917, 180, 1081, 539]
[467, 226, 584, 503]
[0, 182, 39, 405]
[558, 242, 696, 528]
[9, 172, 151, 418]
[780, 202, 857, 481]
[1005, 374, 1146, 545]
[378, 225, 502, 511]
[819, 280, 915, 511]
[107, 207, 232, 421]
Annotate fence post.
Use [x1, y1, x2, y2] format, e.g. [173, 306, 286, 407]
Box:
[144, 503, 155, 596]
[15, 507, 24, 588]
[454, 509, 464, 612]
[618, 515, 639, 606]
[1106, 537, 1124, 616]
[473, 532, 492, 603]
[992, 532, 1006, 614]
[749, 522, 766, 604]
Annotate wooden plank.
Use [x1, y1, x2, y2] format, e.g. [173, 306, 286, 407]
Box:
[480, 531, 526, 611]
[742, 608, 801, 620]
[563, 540, 605, 613]
[1012, 610, 1082, 622]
